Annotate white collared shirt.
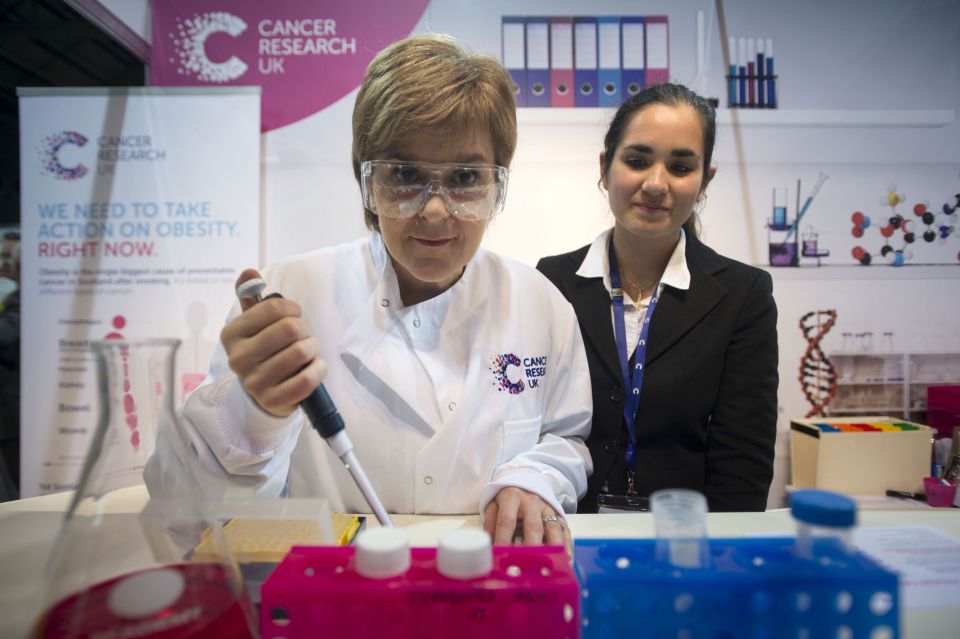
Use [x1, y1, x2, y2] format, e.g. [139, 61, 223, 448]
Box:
[576, 228, 691, 359]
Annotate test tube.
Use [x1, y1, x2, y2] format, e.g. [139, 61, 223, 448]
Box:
[651, 489, 709, 569]
[772, 187, 788, 228]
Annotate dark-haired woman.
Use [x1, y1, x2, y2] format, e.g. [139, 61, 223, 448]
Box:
[537, 83, 778, 513]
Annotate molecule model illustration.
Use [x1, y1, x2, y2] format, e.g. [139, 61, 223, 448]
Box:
[850, 183, 959, 265]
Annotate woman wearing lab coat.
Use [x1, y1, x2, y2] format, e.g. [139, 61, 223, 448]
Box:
[159, 35, 592, 546]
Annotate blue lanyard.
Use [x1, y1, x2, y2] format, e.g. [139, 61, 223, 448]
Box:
[608, 239, 660, 495]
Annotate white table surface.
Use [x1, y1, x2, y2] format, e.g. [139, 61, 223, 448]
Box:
[2, 486, 958, 638]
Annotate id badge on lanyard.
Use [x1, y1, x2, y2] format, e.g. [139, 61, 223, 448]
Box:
[597, 239, 660, 511]
[598, 492, 650, 513]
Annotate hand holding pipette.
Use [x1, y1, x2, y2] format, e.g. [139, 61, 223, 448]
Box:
[226, 269, 394, 527]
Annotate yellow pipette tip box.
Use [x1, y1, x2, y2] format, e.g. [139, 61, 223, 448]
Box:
[194, 513, 363, 563]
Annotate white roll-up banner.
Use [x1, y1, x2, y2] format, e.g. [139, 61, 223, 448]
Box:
[18, 87, 261, 497]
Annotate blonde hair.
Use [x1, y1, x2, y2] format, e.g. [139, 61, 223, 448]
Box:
[352, 34, 518, 231]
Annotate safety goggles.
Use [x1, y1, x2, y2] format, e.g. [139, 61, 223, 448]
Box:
[360, 160, 509, 221]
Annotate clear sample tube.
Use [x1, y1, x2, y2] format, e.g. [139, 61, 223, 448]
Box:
[791, 489, 857, 560]
[651, 489, 709, 569]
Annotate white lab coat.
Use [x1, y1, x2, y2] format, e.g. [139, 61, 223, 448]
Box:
[163, 235, 592, 515]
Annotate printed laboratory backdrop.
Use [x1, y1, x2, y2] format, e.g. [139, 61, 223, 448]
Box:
[21, 0, 960, 504]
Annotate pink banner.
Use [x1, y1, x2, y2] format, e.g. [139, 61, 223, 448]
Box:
[151, 0, 431, 131]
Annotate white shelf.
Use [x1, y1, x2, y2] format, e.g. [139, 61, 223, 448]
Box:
[517, 108, 955, 128]
[763, 265, 960, 281]
[831, 352, 960, 357]
[716, 109, 954, 128]
[830, 407, 925, 414]
[829, 407, 906, 413]
[826, 352, 960, 419]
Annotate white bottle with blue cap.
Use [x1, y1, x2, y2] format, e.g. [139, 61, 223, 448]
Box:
[791, 489, 857, 560]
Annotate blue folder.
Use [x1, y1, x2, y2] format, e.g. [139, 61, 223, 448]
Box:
[620, 16, 645, 99]
[597, 16, 621, 107]
[573, 17, 598, 107]
[524, 17, 550, 107]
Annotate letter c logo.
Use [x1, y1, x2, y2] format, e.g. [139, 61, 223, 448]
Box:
[173, 12, 248, 83]
[41, 131, 88, 180]
[490, 353, 525, 395]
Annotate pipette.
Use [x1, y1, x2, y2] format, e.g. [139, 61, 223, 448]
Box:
[236, 277, 394, 528]
[780, 172, 829, 246]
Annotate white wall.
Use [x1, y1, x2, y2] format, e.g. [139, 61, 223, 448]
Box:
[96, 0, 150, 43]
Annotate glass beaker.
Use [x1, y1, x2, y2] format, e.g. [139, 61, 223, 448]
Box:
[882, 332, 894, 352]
[33, 339, 257, 639]
[801, 228, 818, 257]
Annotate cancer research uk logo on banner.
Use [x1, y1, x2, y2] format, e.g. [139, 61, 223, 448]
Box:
[151, 0, 430, 131]
[38, 131, 89, 180]
[170, 12, 249, 83]
[38, 131, 166, 180]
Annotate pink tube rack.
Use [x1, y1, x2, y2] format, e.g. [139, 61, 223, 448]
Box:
[260, 544, 579, 639]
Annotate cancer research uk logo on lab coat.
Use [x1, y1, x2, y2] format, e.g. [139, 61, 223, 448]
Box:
[38, 131, 167, 179]
[490, 353, 548, 395]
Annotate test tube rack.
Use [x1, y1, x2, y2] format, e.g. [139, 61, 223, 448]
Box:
[260, 544, 579, 639]
[575, 538, 899, 638]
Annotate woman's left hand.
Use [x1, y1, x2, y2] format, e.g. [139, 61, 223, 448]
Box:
[483, 486, 571, 553]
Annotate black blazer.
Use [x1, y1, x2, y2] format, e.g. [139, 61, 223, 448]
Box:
[537, 234, 778, 512]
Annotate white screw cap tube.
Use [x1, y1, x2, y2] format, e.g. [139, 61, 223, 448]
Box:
[437, 529, 492, 579]
[354, 528, 410, 579]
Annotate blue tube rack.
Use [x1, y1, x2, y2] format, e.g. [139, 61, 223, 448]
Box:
[575, 538, 899, 639]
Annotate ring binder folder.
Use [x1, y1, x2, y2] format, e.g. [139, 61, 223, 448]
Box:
[598, 16, 621, 107]
[550, 17, 574, 107]
[621, 16, 646, 97]
[525, 17, 550, 107]
[502, 17, 526, 107]
[574, 17, 598, 107]
[644, 16, 669, 86]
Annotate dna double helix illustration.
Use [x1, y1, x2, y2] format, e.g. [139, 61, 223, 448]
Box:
[799, 310, 838, 418]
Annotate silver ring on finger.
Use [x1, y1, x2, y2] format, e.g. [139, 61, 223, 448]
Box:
[542, 515, 567, 531]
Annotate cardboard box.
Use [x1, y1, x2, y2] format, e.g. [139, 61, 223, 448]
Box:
[790, 416, 934, 495]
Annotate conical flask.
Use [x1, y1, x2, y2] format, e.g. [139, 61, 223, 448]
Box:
[33, 338, 258, 638]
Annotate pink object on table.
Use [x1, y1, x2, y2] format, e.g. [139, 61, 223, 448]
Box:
[923, 476, 958, 508]
[260, 544, 579, 638]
